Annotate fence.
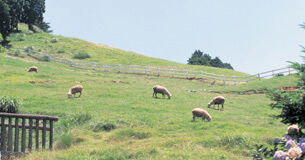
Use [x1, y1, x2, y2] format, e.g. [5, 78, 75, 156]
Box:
[0, 113, 58, 157]
[10, 48, 297, 85]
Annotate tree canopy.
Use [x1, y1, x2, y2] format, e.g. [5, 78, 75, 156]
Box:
[187, 50, 234, 70]
[0, 0, 50, 43]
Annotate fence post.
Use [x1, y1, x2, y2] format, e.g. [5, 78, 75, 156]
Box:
[186, 70, 188, 79]
[258, 73, 261, 80]
[133, 66, 135, 73]
[272, 70, 275, 77]
[70, 61, 73, 67]
[172, 69, 174, 78]
[145, 66, 148, 75]
[93, 63, 96, 70]
[213, 73, 215, 83]
[119, 64, 121, 73]
[105, 64, 107, 72]
[288, 68, 291, 75]
[246, 75, 249, 83]
[234, 76, 236, 85]
[223, 75, 225, 85]
[158, 68, 160, 76]
[201, 71, 204, 79]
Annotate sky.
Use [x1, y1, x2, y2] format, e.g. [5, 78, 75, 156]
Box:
[44, 0, 305, 75]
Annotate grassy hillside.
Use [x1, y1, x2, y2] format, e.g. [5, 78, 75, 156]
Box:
[7, 23, 248, 77]
[0, 24, 299, 159]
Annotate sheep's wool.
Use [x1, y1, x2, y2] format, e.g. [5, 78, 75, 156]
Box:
[288, 147, 302, 160]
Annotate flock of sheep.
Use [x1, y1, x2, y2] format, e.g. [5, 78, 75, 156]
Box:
[27, 66, 225, 122]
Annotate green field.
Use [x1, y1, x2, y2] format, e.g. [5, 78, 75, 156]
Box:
[0, 24, 299, 159]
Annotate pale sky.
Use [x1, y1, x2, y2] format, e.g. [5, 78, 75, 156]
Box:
[44, 1, 305, 74]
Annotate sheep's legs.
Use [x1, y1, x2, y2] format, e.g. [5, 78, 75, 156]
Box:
[192, 116, 196, 122]
[79, 91, 82, 97]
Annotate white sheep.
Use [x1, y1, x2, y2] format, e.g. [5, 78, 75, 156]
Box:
[67, 85, 83, 98]
[207, 96, 225, 110]
[27, 66, 38, 73]
[192, 108, 212, 122]
[153, 85, 172, 99]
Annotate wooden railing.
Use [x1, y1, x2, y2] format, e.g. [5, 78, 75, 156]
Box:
[0, 113, 58, 157]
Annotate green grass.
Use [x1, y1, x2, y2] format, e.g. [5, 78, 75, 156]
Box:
[0, 24, 298, 159]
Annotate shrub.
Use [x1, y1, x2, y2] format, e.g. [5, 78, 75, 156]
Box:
[0, 46, 6, 53]
[24, 46, 34, 52]
[38, 55, 50, 61]
[116, 128, 152, 140]
[0, 96, 22, 113]
[91, 121, 116, 132]
[72, 51, 91, 59]
[55, 132, 73, 149]
[8, 33, 26, 41]
[68, 112, 92, 125]
[50, 38, 58, 43]
[57, 48, 65, 53]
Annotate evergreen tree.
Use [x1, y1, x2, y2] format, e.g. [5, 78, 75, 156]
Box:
[188, 50, 234, 70]
[0, 0, 12, 42]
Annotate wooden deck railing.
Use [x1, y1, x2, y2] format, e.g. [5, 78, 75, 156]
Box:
[0, 113, 58, 157]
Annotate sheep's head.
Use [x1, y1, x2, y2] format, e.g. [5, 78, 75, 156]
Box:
[168, 93, 172, 99]
[67, 91, 72, 99]
[207, 116, 212, 121]
[207, 103, 211, 108]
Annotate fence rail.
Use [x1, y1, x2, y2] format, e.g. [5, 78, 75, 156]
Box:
[9, 48, 297, 85]
[0, 113, 58, 158]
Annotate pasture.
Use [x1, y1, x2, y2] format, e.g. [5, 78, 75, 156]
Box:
[0, 56, 297, 160]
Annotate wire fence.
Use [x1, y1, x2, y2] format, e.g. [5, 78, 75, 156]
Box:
[9, 48, 297, 85]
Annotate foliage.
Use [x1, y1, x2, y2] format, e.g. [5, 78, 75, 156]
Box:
[55, 132, 74, 149]
[0, 0, 49, 42]
[50, 37, 58, 43]
[72, 51, 91, 59]
[0, 45, 6, 53]
[91, 121, 116, 132]
[188, 50, 234, 70]
[38, 54, 50, 61]
[0, 96, 22, 113]
[8, 33, 26, 41]
[267, 89, 305, 129]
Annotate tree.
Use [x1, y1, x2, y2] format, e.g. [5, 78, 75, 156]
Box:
[21, 0, 46, 31]
[267, 22, 305, 129]
[0, 0, 13, 42]
[188, 50, 234, 70]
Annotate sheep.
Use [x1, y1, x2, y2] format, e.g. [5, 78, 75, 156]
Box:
[207, 96, 225, 110]
[153, 85, 172, 99]
[192, 108, 212, 122]
[67, 85, 83, 98]
[27, 66, 38, 73]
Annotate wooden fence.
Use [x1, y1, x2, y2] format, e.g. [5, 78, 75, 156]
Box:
[0, 113, 58, 157]
[10, 48, 297, 84]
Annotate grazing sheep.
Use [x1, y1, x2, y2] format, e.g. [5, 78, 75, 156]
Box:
[67, 85, 83, 98]
[153, 85, 172, 99]
[27, 66, 38, 73]
[207, 96, 225, 110]
[192, 108, 212, 122]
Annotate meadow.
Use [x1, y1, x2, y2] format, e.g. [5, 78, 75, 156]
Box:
[0, 24, 299, 159]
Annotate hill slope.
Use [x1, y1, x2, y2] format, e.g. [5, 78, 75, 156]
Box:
[7, 23, 248, 77]
[0, 24, 299, 159]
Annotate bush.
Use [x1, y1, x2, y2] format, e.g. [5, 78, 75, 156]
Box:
[0, 46, 6, 53]
[0, 96, 22, 113]
[8, 33, 26, 41]
[55, 132, 73, 149]
[38, 55, 50, 61]
[72, 51, 91, 59]
[91, 121, 116, 132]
[50, 38, 58, 43]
